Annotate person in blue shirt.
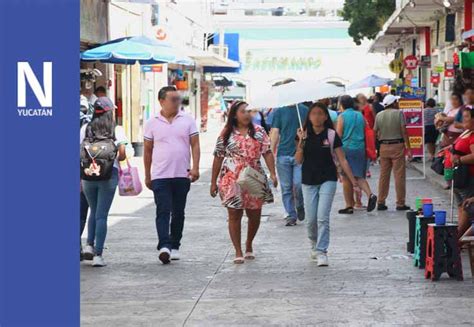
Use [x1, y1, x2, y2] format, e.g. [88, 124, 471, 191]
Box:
[271, 103, 309, 226]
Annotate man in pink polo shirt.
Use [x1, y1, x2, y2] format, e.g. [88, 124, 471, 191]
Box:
[144, 86, 201, 264]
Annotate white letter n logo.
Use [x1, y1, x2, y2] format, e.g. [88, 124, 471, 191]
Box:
[17, 62, 52, 107]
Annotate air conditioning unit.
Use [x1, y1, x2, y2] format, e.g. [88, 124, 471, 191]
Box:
[208, 44, 228, 59]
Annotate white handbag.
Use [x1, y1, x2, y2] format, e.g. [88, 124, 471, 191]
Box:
[237, 166, 267, 197]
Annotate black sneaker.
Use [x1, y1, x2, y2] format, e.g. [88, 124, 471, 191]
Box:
[338, 207, 354, 214]
[285, 218, 297, 226]
[396, 205, 411, 211]
[297, 207, 305, 221]
[367, 194, 377, 212]
[377, 204, 388, 211]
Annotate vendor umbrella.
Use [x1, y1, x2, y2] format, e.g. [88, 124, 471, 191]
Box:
[347, 74, 392, 90]
[250, 81, 344, 129]
[81, 36, 194, 66]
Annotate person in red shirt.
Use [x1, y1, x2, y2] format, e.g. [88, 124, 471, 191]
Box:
[452, 108, 474, 238]
[357, 94, 376, 180]
[357, 93, 376, 129]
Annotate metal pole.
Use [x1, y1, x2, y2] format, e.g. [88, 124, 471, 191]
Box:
[450, 177, 455, 224]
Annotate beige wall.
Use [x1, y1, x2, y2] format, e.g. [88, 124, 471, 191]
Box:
[80, 0, 108, 44]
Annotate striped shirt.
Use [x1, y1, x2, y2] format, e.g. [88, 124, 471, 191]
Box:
[424, 107, 441, 126]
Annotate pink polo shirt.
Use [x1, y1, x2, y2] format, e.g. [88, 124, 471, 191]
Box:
[144, 111, 199, 180]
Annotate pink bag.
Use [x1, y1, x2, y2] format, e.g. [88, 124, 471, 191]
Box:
[118, 159, 143, 196]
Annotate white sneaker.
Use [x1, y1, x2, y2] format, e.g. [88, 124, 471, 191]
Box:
[83, 245, 95, 261]
[317, 253, 329, 267]
[170, 249, 180, 260]
[92, 255, 106, 267]
[310, 250, 318, 261]
[159, 248, 171, 264]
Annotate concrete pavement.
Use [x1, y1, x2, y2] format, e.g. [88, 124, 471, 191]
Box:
[81, 122, 474, 326]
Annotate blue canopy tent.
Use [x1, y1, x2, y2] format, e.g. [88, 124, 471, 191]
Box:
[347, 74, 392, 90]
[80, 36, 194, 66]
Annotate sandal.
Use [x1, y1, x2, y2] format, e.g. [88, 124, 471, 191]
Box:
[244, 252, 255, 260]
[338, 207, 354, 214]
[233, 257, 245, 264]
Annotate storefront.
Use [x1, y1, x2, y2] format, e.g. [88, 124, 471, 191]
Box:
[370, 0, 473, 106]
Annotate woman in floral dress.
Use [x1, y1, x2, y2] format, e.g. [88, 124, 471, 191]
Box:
[211, 101, 278, 264]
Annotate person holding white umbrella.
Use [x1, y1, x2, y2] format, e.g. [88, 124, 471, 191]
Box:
[271, 101, 309, 226]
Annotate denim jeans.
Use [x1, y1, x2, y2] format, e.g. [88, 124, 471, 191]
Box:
[152, 178, 191, 250]
[82, 168, 118, 256]
[302, 181, 337, 253]
[276, 155, 304, 220]
[80, 191, 89, 239]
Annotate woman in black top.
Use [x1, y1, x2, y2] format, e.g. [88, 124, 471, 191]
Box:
[295, 102, 358, 266]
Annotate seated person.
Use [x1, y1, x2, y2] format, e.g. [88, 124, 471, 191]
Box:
[461, 197, 474, 238]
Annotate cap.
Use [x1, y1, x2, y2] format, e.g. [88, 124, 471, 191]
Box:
[382, 94, 400, 108]
[93, 97, 115, 114]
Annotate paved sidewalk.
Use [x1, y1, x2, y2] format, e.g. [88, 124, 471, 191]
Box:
[81, 126, 474, 326]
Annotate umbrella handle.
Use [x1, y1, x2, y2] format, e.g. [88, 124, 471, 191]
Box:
[296, 103, 303, 130]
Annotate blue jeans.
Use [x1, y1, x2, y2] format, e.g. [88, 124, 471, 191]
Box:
[276, 155, 304, 220]
[82, 168, 119, 256]
[302, 181, 337, 253]
[152, 178, 191, 250]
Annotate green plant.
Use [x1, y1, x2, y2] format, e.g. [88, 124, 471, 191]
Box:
[341, 0, 396, 45]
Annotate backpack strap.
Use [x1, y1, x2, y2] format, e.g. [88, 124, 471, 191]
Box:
[327, 128, 336, 160]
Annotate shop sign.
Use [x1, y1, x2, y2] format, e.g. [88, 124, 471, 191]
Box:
[431, 72, 440, 84]
[419, 55, 431, 68]
[141, 65, 163, 73]
[399, 99, 424, 158]
[389, 59, 403, 74]
[403, 55, 419, 70]
[397, 86, 426, 101]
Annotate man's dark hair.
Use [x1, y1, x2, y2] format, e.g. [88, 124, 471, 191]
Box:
[158, 86, 177, 100]
[426, 98, 436, 108]
[340, 95, 354, 109]
[95, 86, 106, 94]
[374, 92, 383, 102]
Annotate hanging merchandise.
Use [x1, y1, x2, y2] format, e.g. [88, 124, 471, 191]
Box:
[444, 62, 455, 78]
[389, 58, 404, 74]
[453, 53, 460, 66]
[431, 72, 440, 84]
[460, 52, 474, 69]
[420, 56, 431, 68]
[434, 64, 444, 73]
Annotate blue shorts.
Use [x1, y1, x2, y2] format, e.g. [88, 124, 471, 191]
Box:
[344, 148, 367, 178]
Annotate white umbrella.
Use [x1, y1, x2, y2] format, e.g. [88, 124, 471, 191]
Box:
[250, 81, 344, 128]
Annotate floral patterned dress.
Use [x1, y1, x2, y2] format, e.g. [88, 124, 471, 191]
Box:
[214, 125, 274, 209]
